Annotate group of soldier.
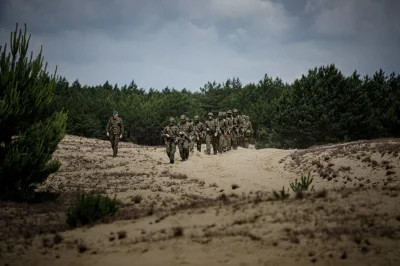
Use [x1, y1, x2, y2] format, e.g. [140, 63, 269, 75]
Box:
[162, 109, 253, 164]
[105, 110, 253, 163]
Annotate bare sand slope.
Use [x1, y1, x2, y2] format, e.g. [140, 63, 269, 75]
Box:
[1, 135, 400, 266]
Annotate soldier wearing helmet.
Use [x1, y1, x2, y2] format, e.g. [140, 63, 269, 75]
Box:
[106, 110, 124, 157]
[162, 117, 180, 164]
[193, 115, 206, 152]
[177, 114, 193, 161]
[204, 112, 219, 155]
[242, 115, 253, 148]
[216, 112, 228, 153]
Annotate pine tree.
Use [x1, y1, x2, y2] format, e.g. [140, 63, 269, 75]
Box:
[0, 23, 68, 201]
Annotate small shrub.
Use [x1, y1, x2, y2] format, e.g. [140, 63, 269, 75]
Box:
[290, 172, 315, 192]
[273, 187, 290, 200]
[66, 192, 119, 227]
[117, 231, 127, 239]
[132, 195, 142, 204]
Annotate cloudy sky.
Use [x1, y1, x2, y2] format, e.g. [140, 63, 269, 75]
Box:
[1, 0, 399, 90]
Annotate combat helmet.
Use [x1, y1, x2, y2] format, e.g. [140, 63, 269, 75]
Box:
[180, 114, 186, 120]
[233, 109, 238, 113]
[194, 115, 199, 120]
[208, 112, 213, 117]
[218, 112, 223, 117]
[227, 110, 232, 115]
[222, 112, 227, 117]
[169, 117, 175, 122]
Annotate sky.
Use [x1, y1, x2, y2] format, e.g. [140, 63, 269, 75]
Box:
[1, 0, 399, 91]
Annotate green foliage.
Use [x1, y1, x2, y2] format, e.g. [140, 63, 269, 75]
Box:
[48, 63, 400, 149]
[290, 172, 315, 192]
[273, 186, 290, 200]
[66, 192, 119, 227]
[0, 23, 68, 201]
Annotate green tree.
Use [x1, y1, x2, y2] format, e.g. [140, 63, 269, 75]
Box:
[0, 23, 68, 201]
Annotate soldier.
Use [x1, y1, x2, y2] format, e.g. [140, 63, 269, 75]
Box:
[106, 111, 124, 157]
[226, 110, 233, 151]
[162, 117, 180, 164]
[204, 112, 219, 155]
[231, 109, 240, 150]
[217, 112, 228, 153]
[235, 110, 245, 147]
[193, 115, 206, 152]
[242, 115, 253, 148]
[178, 115, 193, 161]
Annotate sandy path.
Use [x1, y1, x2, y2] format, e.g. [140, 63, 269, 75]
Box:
[1, 136, 400, 266]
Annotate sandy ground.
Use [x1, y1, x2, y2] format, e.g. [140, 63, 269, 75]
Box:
[1, 135, 400, 266]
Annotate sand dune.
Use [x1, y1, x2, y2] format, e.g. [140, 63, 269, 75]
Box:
[1, 135, 400, 266]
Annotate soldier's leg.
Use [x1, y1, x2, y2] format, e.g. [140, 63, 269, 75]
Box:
[189, 137, 195, 152]
[166, 142, 171, 159]
[179, 142, 185, 160]
[205, 135, 210, 155]
[212, 137, 218, 155]
[170, 143, 176, 163]
[112, 135, 119, 156]
[228, 135, 232, 151]
[231, 133, 237, 150]
[184, 147, 189, 160]
[223, 135, 227, 152]
[110, 136, 115, 154]
[197, 139, 201, 152]
[218, 135, 224, 153]
[244, 137, 249, 148]
[115, 135, 120, 156]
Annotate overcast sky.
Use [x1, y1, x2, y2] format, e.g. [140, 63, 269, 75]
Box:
[1, 0, 399, 90]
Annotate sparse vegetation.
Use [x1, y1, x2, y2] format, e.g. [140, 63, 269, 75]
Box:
[290, 172, 315, 192]
[132, 195, 143, 204]
[231, 184, 239, 190]
[273, 187, 290, 200]
[66, 192, 119, 227]
[170, 173, 188, 180]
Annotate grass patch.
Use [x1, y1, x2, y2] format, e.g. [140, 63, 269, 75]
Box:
[66, 192, 119, 227]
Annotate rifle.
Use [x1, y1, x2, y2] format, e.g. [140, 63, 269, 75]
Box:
[205, 121, 214, 135]
[162, 133, 176, 143]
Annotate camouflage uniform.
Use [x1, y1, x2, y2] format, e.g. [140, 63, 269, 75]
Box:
[217, 112, 228, 153]
[106, 112, 124, 157]
[226, 110, 233, 151]
[188, 118, 196, 153]
[204, 112, 219, 155]
[231, 109, 241, 149]
[193, 115, 206, 152]
[236, 111, 245, 147]
[178, 115, 193, 161]
[162, 117, 180, 164]
[242, 115, 253, 148]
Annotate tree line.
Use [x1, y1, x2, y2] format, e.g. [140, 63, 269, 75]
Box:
[45, 65, 399, 149]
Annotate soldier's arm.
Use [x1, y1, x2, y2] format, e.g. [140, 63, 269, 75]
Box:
[216, 121, 221, 135]
[120, 118, 124, 136]
[106, 118, 111, 134]
[201, 123, 206, 135]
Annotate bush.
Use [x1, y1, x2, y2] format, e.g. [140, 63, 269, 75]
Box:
[0, 23, 68, 201]
[290, 172, 315, 192]
[66, 192, 119, 227]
